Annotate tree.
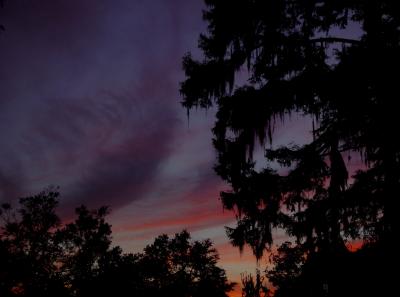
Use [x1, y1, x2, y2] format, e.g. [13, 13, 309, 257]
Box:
[1, 190, 235, 297]
[0, 191, 130, 297]
[241, 270, 269, 297]
[136, 230, 235, 297]
[58, 205, 117, 297]
[181, 0, 398, 295]
[0, 189, 68, 297]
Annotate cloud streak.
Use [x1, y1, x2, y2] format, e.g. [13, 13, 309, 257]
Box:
[0, 0, 204, 210]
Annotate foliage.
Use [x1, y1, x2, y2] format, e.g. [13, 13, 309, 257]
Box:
[181, 0, 398, 295]
[241, 270, 269, 297]
[0, 189, 65, 297]
[137, 230, 235, 297]
[0, 190, 234, 297]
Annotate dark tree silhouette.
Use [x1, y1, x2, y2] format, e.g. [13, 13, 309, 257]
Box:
[136, 230, 235, 297]
[0, 189, 67, 297]
[1, 190, 234, 297]
[181, 0, 398, 295]
[241, 270, 269, 297]
[58, 205, 118, 297]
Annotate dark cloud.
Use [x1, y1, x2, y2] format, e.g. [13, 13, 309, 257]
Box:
[65, 94, 180, 210]
[0, 81, 179, 209]
[0, 0, 205, 211]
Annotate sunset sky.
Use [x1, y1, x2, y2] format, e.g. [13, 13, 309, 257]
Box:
[0, 1, 363, 295]
[0, 1, 258, 294]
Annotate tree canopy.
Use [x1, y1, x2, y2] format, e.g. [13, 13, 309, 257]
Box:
[137, 230, 234, 297]
[0, 190, 235, 297]
[181, 0, 398, 295]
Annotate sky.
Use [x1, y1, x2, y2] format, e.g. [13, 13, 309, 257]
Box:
[0, 1, 363, 296]
[0, 1, 260, 295]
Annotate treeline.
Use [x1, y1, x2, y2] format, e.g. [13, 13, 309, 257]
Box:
[0, 190, 235, 297]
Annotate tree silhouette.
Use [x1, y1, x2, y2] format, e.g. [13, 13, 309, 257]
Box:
[0, 189, 67, 297]
[180, 0, 398, 295]
[1, 190, 234, 297]
[241, 270, 269, 297]
[58, 205, 118, 297]
[136, 230, 235, 297]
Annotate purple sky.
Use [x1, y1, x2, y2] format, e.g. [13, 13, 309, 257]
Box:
[0, 0, 203, 206]
[0, 1, 262, 293]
